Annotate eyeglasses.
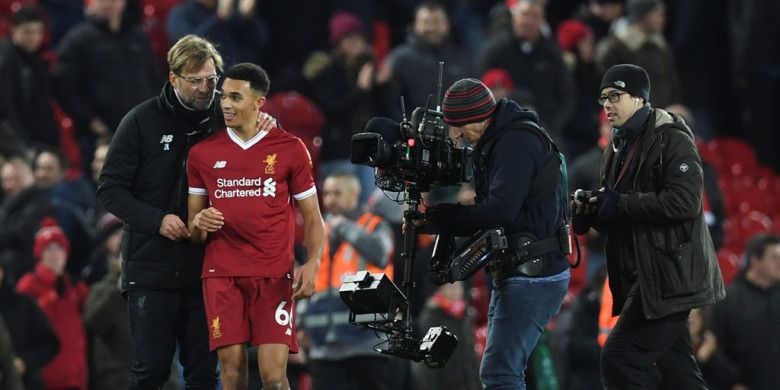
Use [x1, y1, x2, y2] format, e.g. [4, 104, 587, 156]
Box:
[598, 91, 627, 105]
[175, 73, 219, 88]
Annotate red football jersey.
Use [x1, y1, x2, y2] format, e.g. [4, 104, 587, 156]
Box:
[187, 127, 316, 278]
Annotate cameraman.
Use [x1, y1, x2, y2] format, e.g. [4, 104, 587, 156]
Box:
[571, 64, 725, 389]
[424, 78, 570, 389]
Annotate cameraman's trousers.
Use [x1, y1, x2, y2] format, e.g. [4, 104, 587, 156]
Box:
[480, 271, 569, 389]
[600, 294, 707, 389]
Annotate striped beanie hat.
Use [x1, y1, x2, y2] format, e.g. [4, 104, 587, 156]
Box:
[442, 78, 497, 127]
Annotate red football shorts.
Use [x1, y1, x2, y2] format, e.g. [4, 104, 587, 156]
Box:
[203, 276, 298, 352]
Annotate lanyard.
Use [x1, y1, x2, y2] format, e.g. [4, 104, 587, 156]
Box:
[613, 138, 642, 188]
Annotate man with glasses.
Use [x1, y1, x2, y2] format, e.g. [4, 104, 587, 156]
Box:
[572, 64, 725, 389]
[97, 35, 275, 389]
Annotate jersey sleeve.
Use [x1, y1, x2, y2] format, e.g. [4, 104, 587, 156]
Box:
[289, 137, 316, 200]
[187, 146, 207, 196]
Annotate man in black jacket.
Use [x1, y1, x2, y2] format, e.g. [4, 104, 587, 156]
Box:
[572, 64, 725, 389]
[475, 0, 576, 144]
[424, 78, 570, 389]
[54, 0, 161, 168]
[0, 5, 60, 155]
[710, 234, 780, 390]
[97, 35, 274, 390]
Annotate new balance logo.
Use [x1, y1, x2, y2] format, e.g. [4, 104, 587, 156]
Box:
[160, 134, 173, 151]
[213, 161, 227, 169]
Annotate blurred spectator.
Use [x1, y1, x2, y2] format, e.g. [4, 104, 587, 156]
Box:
[38, 0, 85, 46]
[0, 258, 59, 390]
[688, 308, 741, 390]
[573, 0, 624, 41]
[86, 137, 112, 230]
[0, 5, 60, 156]
[90, 136, 111, 186]
[34, 149, 94, 279]
[53, 0, 161, 169]
[549, 266, 607, 390]
[727, 0, 780, 171]
[567, 112, 610, 281]
[80, 212, 122, 285]
[481, 68, 516, 100]
[0, 157, 53, 281]
[595, 0, 683, 108]
[166, 0, 269, 67]
[710, 234, 780, 390]
[383, 1, 469, 121]
[16, 220, 90, 390]
[298, 172, 395, 390]
[0, 314, 24, 390]
[303, 10, 378, 204]
[475, 0, 576, 144]
[412, 281, 481, 390]
[83, 244, 129, 390]
[256, 0, 330, 80]
[670, 0, 734, 140]
[480, 67, 541, 118]
[558, 19, 602, 160]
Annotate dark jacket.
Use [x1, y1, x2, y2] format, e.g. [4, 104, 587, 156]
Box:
[430, 99, 568, 275]
[596, 109, 725, 319]
[549, 286, 602, 390]
[710, 275, 780, 390]
[0, 314, 24, 390]
[83, 270, 130, 390]
[0, 186, 54, 280]
[0, 281, 59, 390]
[0, 39, 60, 151]
[53, 15, 160, 134]
[475, 31, 576, 140]
[97, 83, 223, 291]
[307, 52, 377, 161]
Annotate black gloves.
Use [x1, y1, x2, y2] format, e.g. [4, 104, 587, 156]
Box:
[596, 188, 619, 220]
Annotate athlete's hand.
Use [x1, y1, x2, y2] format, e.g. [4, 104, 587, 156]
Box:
[293, 260, 318, 300]
[193, 207, 224, 233]
[160, 214, 190, 241]
[256, 111, 277, 132]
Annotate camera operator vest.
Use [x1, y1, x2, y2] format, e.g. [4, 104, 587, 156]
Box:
[476, 120, 564, 209]
[476, 120, 573, 278]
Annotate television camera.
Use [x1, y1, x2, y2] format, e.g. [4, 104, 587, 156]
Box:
[339, 62, 465, 368]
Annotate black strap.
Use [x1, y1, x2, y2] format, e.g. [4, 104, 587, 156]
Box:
[513, 236, 561, 263]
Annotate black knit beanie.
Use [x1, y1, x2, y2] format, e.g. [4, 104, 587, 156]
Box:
[442, 78, 497, 127]
[600, 64, 651, 102]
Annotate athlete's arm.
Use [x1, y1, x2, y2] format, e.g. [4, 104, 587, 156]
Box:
[293, 194, 325, 300]
[187, 193, 223, 244]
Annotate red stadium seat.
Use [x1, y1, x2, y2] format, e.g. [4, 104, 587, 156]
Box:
[263, 92, 324, 170]
[707, 137, 758, 177]
[716, 247, 742, 285]
[723, 211, 773, 252]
